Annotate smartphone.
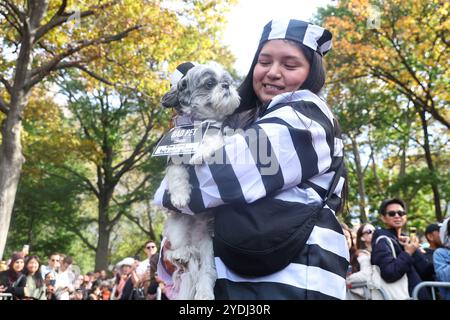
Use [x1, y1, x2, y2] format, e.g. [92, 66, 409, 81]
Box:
[22, 244, 29, 252]
[409, 227, 417, 242]
[49, 279, 56, 286]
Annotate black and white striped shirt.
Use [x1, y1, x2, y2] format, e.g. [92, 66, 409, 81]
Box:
[154, 90, 349, 299]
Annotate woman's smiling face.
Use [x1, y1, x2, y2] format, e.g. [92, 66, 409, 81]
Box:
[253, 39, 311, 104]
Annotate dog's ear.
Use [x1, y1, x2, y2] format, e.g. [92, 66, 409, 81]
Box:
[161, 86, 179, 108]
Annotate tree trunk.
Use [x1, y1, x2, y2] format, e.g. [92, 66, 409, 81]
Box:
[0, 116, 25, 260]
[0, 0, 47, 260]
[95, 203, 111, 271]
[417, 107, 442, 221]
[367, 131, 383, 196]
[399, 140, 407, 197]
[95, 221, 111, 272]
[350, 134, 368, 223]
[95, 178, 117, 271]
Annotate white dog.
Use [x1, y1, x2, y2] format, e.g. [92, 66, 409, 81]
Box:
[160, 63, 240, 299]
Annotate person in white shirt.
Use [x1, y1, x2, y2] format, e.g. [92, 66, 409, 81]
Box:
[136, 240, 158, 277]
[54, 256, 75, 300]
[40, 253, 60, 279]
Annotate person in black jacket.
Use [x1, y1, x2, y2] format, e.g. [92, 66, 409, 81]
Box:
[371, 198, 434, 300]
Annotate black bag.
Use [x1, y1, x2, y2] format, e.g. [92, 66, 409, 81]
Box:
[129, 287, 146, 300]
[213, 164, 344, 277]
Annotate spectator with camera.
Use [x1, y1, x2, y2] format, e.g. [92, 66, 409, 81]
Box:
[44, 272, 57, 300]
[371, 198, 434, 299]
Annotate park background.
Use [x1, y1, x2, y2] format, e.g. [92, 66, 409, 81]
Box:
[0, 0, 448, 273]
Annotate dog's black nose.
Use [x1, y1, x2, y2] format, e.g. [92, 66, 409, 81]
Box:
[221, 83, 229, 89]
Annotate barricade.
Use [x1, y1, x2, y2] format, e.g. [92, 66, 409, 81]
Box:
[412, 281, 450, 300]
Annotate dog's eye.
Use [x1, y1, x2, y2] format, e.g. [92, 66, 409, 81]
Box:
[204, 79, 217, 89]
[179, 79, 187, 91]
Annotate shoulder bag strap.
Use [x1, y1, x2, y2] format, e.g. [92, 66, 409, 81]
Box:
[12, 274, 25, 287]
[375, 235, 397, 258]
[323, 162, 344, 206]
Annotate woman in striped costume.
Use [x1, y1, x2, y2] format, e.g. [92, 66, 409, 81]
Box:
[154, 18, 349, 299]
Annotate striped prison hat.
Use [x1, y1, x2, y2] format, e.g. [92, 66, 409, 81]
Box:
[169, 61, 197, 87]
[259, 19, 332, 56]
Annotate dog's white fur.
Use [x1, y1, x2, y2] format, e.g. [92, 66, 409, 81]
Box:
[161, 64, 240, 299]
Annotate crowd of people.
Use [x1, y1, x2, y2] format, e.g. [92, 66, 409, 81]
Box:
[1, 16, 449, 301]
[0, 199, 449, 301]
[0, 240, 176, 300]
[344, 198, 450, 300]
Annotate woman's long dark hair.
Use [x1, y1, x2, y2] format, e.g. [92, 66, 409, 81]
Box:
[23, 255, 44, 288]
[355, 224, 371, 251]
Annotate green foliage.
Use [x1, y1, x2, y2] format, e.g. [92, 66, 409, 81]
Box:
[316, 1, 449, 226]
[6, 165, 85, 263]
[2, 0, 237, 267]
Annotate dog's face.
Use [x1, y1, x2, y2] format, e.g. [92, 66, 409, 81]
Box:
[161, 64, 240, 121]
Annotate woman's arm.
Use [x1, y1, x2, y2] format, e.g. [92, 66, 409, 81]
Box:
[154, 101, 340, 213]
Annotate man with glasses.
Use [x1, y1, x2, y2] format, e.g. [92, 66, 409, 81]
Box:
[371, 198, 434, 299]
[41, 253, 61, 279]
[55, 256, 75, 300]
[136, 241, 158, 277]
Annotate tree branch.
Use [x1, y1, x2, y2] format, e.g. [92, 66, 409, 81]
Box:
[112, 174, 155, 209]
[384, 26, 428, 96]
[2, 0, 25, 22]
[75, 65, 113, 86]
[123, 211, 149, 235]
[34, 9, 95, 43]
[109, 210, 125, 229]
[0, 8, 23, 36]
[35, 59, 114, 88]
[111, 196, 151, 235]
[26, 25, 142, 90]
[0, 76, 13, 94]
[111, 123, 153, 177]
[0, 96, 10, 114]
[34, 0, 121, 43]
[327, 73, 368, 85]
[60, 165, 100, 199]
[67, 224, 97, 252]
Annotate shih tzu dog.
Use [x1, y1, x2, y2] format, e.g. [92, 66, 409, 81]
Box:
[160, 63, 240, 299]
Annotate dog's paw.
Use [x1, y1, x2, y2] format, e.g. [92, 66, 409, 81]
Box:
[189, 151, 204, 165]
[170, 193, 190, 208]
